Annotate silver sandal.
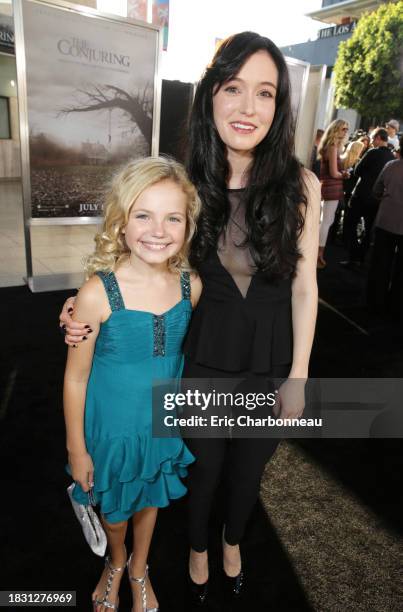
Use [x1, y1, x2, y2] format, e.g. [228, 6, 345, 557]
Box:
[127, 553, 159, 612]
[93, 555, 124, 611]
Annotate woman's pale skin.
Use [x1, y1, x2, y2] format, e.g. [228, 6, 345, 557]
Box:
[64, 179, 202, 612]
[61, 50, 321, 590]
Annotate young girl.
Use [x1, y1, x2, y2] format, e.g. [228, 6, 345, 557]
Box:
[63, 157, 202, 612]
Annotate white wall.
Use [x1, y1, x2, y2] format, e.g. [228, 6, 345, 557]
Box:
[316, 78, 331, 130]
[294, 64, 327, 166]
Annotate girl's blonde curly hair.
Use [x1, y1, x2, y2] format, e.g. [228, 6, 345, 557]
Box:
[85, 157, 201, 278]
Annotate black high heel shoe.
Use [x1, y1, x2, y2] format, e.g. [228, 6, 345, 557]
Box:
[187, 573, 209, 607]
[222, 528, 245, 599]
[222, 567, 244, 598]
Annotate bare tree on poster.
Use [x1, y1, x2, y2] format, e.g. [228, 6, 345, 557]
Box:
[59, 83, 153, 144]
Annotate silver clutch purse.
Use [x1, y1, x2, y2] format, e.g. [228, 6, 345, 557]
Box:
[67, 483, 107, 556]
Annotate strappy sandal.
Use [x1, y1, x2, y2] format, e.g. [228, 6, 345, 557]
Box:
[93, 555, 124, 611]
[127, 553, 159, 612]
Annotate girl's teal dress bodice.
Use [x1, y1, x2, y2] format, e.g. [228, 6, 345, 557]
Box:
[70, 270, 195, 523]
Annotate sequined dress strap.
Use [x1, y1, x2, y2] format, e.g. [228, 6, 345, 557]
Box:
[180, 271, 191, 301]
[96, 271, 125, 311]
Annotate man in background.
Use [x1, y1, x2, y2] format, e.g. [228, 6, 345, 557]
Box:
[385, 119, 400, 151]
[310, 128, 324, 179]
[367, 134, 403, 318]
[341, 127, 395, 267]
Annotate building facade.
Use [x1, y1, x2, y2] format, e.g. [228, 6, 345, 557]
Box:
[280, 0, 395, 133]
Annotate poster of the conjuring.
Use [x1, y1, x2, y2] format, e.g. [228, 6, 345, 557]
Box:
[17, 0, 160, 218]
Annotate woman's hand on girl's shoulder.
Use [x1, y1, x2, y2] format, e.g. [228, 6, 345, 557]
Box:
[190, 272, 203, 308]
[74, 275, 108, 324]
[66, 276, 108, 349]
[60, 295, 84, 346]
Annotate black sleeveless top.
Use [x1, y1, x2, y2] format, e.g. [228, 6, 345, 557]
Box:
[183, 190, 293, 373]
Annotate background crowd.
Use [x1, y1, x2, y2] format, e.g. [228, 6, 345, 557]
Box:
[311, 119, 402, 325]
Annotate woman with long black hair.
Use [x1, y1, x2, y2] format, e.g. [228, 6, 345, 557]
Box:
[182, 31, 320, 604]
[60, 31, 320, 606]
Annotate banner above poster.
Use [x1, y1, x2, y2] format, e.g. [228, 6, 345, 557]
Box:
[16, 0, 160, 219]
[127, 0, 169, 50]
[127, 0, 147, 21]
[152, 0, 169, 51]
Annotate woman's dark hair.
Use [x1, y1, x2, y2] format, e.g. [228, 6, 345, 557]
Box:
[187, 31, 307, 279]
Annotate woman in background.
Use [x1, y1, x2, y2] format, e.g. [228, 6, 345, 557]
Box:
[317, 119, 349, 268]
[310, 128, 325, 179]
[342, 140, 365, 202]
[358, 134, 370, 157]
[340, 140, 365, 246]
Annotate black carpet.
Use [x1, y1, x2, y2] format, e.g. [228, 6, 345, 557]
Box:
[0, 245, 402, 611]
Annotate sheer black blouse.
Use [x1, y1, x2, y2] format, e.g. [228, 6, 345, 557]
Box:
[183, 190, 293, 373]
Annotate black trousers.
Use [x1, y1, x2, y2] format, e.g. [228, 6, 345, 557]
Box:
[344, 196, 379, 263]
[367, 227, 403, 315]
[182, 359, 289, 552]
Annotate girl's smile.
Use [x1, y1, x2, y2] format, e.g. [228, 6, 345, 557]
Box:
[140, 241, 171, 251]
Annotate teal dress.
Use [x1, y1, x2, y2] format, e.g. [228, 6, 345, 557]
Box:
[70, 270, 195, 523]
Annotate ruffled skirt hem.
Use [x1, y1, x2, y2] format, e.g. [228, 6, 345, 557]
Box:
[66, 434, 194, 522]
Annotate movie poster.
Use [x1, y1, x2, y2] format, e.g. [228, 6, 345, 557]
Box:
[20, 0, 158, 218]
[0, 13, 15, 55]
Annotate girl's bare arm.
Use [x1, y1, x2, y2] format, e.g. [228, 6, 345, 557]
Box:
[63, 276, 108, 490]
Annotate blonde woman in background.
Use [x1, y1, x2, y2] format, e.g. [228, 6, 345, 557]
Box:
[317, 119, 350, 268]
[342, 140, 365, 172]
[341, 140, 365, 202]
[358, 134, 370, 157]
[339, 140, 365, 245]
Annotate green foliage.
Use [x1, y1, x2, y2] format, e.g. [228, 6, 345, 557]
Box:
[334, 1, 403, 120]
